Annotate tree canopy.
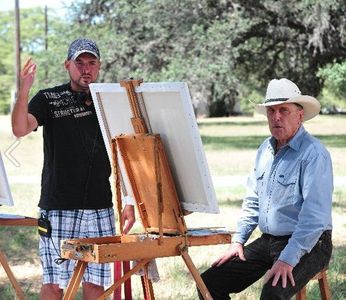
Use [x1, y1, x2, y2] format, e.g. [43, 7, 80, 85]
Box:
[0, 0, 345, 115]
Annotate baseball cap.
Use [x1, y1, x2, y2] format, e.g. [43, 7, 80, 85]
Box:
[67, 38, 100, 60]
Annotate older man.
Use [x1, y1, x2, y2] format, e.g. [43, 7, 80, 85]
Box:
[12, 38, 135, 299]
[199, 78, 333, 300]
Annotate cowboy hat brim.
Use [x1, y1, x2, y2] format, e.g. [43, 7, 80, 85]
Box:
[255, 95, 321, 122]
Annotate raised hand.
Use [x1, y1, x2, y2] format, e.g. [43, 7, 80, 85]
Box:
[20, 58, 37, 93]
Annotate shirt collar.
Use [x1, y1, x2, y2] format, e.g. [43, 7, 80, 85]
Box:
[269, 125, 306, 152]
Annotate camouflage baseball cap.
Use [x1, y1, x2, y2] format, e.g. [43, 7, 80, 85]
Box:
[67, 38, 100, 60]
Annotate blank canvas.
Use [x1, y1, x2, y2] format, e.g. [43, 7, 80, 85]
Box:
[0, 152, 14, 206]
[90, 82, 218, 213]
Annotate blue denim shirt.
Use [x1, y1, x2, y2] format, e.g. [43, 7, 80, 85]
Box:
[233, 125, 333, 267]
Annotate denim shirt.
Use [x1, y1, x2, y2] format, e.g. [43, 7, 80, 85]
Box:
[233, 125, 333, 266]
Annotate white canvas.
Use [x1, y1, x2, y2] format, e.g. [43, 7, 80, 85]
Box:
[0, 152, 14, 206]
[90, 82, 219, 213]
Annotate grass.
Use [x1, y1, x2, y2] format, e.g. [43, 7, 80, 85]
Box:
[0, 114, 345, 299]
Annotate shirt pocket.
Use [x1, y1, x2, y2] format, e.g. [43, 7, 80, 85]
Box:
[274, 175, 297, 204]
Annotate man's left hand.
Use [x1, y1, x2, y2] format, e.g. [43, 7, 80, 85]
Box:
[264, 260, 295, 288]
[121, 205, 135, 234]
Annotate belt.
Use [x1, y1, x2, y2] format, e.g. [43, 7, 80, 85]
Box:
[262, 233, 291, 241]
[262, 230, 331, 241]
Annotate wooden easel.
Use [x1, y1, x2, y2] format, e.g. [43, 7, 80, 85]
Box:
[0, 217, 37, 300]
[61, 79, 232, 300]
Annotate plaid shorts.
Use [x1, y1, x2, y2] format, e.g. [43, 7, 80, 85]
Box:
[39, 208, 116, 289]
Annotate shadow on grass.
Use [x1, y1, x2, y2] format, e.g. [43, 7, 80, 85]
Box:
[217, 198, 243, 207]
[202, 134, 346, 150]
[202, 135, 264, 150]
[327, 245, 346, 299]
[0, 281, 39, 300]
[198, 120, 268, 127]
[332, 201, 346, 210]
[0, 227, 38, 264]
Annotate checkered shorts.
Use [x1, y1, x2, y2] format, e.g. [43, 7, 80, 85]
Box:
[39, 208, 116, 289]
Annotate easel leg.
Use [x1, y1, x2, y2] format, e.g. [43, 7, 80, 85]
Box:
[178, 246, 213, 300]
[123, 261, 132, 299]
[0, 251, 26, 300]
[63, 261, 87, 300]
[318, 271, 331, 300]
[141, 264, 155, 300]
[99, 259, 150, 300]
[113, 261, 132, 300]
[114, 261, 122, 300]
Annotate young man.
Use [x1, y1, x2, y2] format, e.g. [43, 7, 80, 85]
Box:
[199, 78, 333, 300]
[12, 38, 135, 299]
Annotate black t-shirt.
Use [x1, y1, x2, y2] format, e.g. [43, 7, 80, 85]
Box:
[28, 83, 112, 210]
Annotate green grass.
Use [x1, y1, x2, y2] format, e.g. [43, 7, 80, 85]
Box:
[0, 114, 345, 299]
[202, 134, 346, 150]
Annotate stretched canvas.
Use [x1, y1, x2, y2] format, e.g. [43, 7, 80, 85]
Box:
[0, 152, 14, 206]
[90, 82, 218, 213]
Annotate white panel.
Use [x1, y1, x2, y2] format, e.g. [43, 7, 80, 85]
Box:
[90, 82, 218, 214]
[0, 152, 14, 206]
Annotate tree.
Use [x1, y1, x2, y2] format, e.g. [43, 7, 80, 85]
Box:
[0, 10, 16, 113]
[67, 0, 346, 116]
[318, 61, 346, 99]
[0, 7, 72, 113]
[2, 1, 345, 116]
[229, 0, 346, 102]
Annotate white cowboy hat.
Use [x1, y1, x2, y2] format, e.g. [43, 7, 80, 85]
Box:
[255, 78, 321, 121]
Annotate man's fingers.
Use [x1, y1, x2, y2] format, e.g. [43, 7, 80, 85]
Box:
[263, 270, 272, 284]
[212, 254, 232, 267]
[238, 251, 246, 261]
[271, 272, 280, 287]
[281, 273, 287, 288]
[23, 58, 32, 69]
[288, 272, 295, 287]
[212, 256, 228, 267]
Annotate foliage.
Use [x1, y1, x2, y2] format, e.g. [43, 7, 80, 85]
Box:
[70, 0, 346, 116]
[0, 10, 16, 114]
[0, 8, 69, 113]
[318, 61, 346, 98]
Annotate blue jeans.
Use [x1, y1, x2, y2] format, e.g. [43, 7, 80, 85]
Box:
[199, 230, 332, 300]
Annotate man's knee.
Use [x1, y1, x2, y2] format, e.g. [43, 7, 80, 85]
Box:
[82, 282, 104, 299]
[40, 283, 63, 299]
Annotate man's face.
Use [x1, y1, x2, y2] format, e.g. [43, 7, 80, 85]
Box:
[65, 53, 101, 92]
[266, 103, 304, 144]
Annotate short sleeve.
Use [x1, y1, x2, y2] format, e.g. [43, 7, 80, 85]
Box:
[28, 91, 48, 126]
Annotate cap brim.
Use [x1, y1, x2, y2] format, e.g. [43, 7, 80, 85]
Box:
[255, 95, 321, 122]
[70, 50, 99, 60]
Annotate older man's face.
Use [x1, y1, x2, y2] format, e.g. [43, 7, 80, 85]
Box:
[266, 103, 304, 146]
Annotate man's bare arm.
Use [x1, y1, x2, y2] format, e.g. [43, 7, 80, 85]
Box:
[12, 58, 38, 137]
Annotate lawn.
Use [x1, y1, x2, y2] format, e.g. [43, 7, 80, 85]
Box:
[0, 114, 345, 299]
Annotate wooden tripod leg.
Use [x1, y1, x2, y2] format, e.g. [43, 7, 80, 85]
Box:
[113, 261, 122, 300]
[63, 261, 88, 300]
[141, 264, 155, 300]
[0, 251, 26, 300]
[318, 271, 331, 300]
[99, 259, 150, 300]
[123, 261, 132, 300]
[178, 246, 213, 300]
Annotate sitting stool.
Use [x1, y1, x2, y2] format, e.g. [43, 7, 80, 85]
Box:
[296, 268, 331, 300]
